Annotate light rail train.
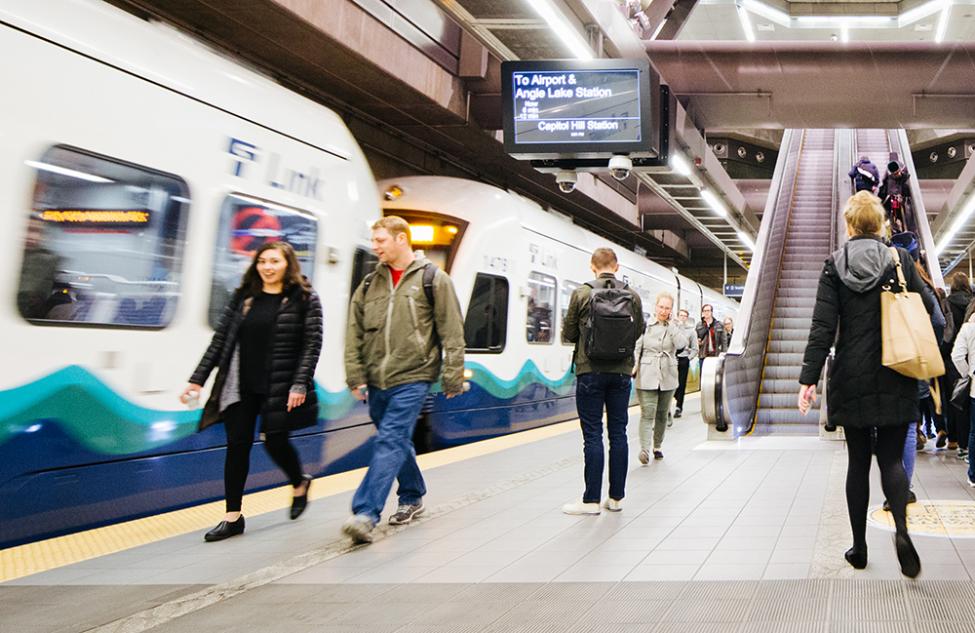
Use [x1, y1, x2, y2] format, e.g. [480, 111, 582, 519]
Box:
[0, 0, 737, 547]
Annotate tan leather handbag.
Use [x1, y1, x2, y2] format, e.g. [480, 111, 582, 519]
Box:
[881, 247, 945, 380]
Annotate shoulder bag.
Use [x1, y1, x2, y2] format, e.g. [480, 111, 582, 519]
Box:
[880, 247, 945, 380]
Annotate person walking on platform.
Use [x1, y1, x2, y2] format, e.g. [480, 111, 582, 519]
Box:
[342, 216, 466, 543]
[183, 242, 323, 542]
[849, 156, 880, 194]
[561, 247, 644, 515]
[673, 308, 698, 419]
[635, 292, 680, 463]
[720, 317, 734, 352]
[696, 304, 724, 371]
[951, 304, 975, 487]
[799, 191, 931, 578]
[943, 273, 973, 452]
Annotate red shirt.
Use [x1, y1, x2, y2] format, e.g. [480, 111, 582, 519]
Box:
[390, 267, 405, 287]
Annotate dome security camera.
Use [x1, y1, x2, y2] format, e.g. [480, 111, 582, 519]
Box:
[608, 155, 633, 181]
[555, 169, 578, 193]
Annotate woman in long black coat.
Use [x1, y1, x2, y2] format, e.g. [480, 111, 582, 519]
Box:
[799, 191, 932, 578]
[182, 241, 323, 542]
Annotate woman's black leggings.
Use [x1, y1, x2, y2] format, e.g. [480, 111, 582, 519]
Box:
[844, 425, 911, 549]
[224, 393, 304, 512]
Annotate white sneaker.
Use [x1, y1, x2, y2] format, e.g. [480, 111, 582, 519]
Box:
[968, 477, 975, 488]
[341, 514, 375, 544]
[603, 498, 622, 512]
[639, 449, 650, 465]
[562, 501, 601, 515]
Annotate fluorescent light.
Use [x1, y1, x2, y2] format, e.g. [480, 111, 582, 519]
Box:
[840, 23, 850, 42]
[936, 192, 975, 255]
[736, 5, 756, 42]
[700, 189, 728, 218]
[742, 0, 790, 26]
[900, 0, 944, 26]
[25, 160, 113, 183]
[527, 0, 593, 60]
[935, 0, 951, 42]
[737, 230, 756, 251]
[796, 15, 893, 26]
[670, 153, 692, 176]
[650, 18, 668, 41]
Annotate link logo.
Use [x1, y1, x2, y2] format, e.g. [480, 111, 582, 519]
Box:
[226, 137, 324, 201]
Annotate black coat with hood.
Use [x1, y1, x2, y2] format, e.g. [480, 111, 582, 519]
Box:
[190, 281, 323, 433]
[947, 289, 972, 346]
[800, 236, 934, 428]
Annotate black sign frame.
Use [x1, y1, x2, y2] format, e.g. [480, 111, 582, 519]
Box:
[502, 58, 653, 159]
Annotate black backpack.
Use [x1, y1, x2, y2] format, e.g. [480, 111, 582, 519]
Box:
[583, 278, 638, 361]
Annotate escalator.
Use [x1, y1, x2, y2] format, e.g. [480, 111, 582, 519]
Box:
[753, 130, 834, 434]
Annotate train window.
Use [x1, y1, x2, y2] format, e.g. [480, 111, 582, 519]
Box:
[559, 280, 581, 345]
[17, 146, 188, 327]
[208, 194, 317, 327]
[464, 273, 508, 353]
[526, 271, 556, 344]
[350, 246, 379, 297]
[381, 209, 467, 273]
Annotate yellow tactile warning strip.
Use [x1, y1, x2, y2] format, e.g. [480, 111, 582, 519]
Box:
[0, 418, 580, 582]
[868, 499, 975, 539]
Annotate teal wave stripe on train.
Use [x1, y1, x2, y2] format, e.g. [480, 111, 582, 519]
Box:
[460, 360, 575, 398]
[0, 365, 357, 452]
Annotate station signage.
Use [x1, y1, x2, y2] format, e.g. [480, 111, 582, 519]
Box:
[39, 209, 151, 226]
[724, 284, 745, 298]
[502, 59, 652, 158]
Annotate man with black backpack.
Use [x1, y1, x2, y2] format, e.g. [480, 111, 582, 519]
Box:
[561, 247, 644, 515]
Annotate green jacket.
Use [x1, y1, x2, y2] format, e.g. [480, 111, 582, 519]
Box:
[345, 256, 466, 393]
[562, 273, 645, 376]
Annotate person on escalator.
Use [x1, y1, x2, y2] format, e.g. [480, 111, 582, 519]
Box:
[849, 156, 880, 194]
[880, 161, 913, 233]
[798, 190, 934, 579]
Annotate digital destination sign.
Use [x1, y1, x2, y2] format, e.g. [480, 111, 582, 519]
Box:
[502, 59, 653, 158]
[39, 209, 151, 226]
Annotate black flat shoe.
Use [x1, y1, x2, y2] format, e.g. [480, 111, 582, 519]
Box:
[204, 515, 245, 542]
[290, 474, 312, 520]
[895, 532, 921, 579]
[844, 546, 867, 569]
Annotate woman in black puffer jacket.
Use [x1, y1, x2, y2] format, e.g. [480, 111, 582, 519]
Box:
[799, 191, 933, 579]
[182, 241, 323, 542]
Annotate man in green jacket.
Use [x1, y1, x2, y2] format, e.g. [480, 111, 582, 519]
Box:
[561, 247, 644, 515]
[342, 216, 466, 543]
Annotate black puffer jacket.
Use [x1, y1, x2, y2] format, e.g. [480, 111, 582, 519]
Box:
[190, 282, 323, 433]
[800, 236, 933, 428]
[947, 290, 972, 345]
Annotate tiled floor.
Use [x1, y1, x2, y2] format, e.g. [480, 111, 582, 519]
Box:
[8, 395, 975, 633]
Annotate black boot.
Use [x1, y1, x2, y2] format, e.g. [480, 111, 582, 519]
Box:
[204, 515, 245, 542]
[895, 532, 921, 579]
[844, 546, 867, 569]
[290, 474, 313, 520]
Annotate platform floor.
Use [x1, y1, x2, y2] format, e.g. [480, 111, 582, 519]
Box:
[7, 395, 975, 633]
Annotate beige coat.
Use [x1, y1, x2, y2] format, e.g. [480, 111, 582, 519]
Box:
[634, 319, 681, 391]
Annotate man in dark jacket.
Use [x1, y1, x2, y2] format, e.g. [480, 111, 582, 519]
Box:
[849, 156, 880, 193]
[696, 304, 725, 369]
[342, 216, 466, 543]
[944, 272, 974, 450]
[880, 161, 913, 232]
[561, 247, 644, 515]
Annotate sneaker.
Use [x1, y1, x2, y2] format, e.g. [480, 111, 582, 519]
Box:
[653, 449, 664, 460]
[389, 503, 425, 525]
[936, 432, 947, 448]
[667, 411, 674, 428]
[968, 477, 975, 488]
[960, 449, 970, 460]
[341, 514, 375, 544]
[639, 449, 650, 465]
[603, 498, 622, 512]
[674, 407, 682, 419]
[562, 501, 601, 515]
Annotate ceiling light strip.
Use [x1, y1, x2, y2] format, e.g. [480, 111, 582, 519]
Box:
[526, 0, 593, 60]
[736, 4, 756, 42]
[935, 0, 951, 43]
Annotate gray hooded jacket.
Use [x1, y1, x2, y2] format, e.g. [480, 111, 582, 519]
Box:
[832, 238, 894, 293]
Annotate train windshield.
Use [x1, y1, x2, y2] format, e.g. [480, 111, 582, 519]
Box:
[381, 210, 466, 273]
[18, 145, 188, 328]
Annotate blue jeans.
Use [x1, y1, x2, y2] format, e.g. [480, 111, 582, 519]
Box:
[351, 382, 430, 524]
[902, 420, 916, 485]
[575, 372, 631, 503]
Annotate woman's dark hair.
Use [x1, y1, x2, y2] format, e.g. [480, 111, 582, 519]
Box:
[240, 241, 311, 296]
[950, 272, 971, 294]
[914, 261, 936, 294]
